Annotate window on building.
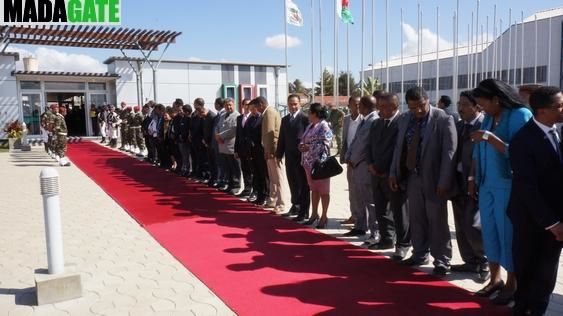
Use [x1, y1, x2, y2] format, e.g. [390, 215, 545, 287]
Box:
[255, 66, 267, 84]
[522, 67, 535, 84]
[88, 83, 106, 90]
[500, 70, 508, 82]
[238, 65, 251, 84]
[221, 65, 235, 85]
[242, 86, 253, 100]
[439, 76, 453, 90]
[422, 78, 435, 91]
[44, 82, 86, 90]
[20, 81, 41, 89]
[537, 65, 547, 83]
[458, 75, 468, 89]
[259, 87, 268, 99]
[514, 69, 522, 84]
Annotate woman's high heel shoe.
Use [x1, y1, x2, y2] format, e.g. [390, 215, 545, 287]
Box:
[316, 217, 328, 229]
[304, 216, 319, 226]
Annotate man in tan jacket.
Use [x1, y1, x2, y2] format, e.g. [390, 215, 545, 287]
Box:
[249, 96, 289, 213]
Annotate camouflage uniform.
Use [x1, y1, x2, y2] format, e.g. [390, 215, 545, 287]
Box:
[107, 110, 120, 148]
[40, 109, 54, 154]
[52, 112, 68, 158]
[328, 108, 345, 154]
[129, 110, 145, 152]
[119, 109, 130, 150]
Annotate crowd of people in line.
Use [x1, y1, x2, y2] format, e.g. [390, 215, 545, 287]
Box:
[94, 79, 562, 316]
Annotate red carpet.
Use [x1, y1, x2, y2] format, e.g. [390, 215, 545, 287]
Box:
[67, 141, 508, 315]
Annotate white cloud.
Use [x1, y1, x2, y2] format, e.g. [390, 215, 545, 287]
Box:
[265, 34, 302, 49]
[400, 23, 453, 57]
[8, 46, 106, 73]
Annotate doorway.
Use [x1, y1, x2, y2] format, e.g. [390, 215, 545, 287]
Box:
[46, 93, 86, 136]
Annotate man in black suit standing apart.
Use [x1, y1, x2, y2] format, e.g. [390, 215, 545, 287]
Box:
[235, 99, 253, 198]
[449, 91, 489, 281]
[509, 86, 563, 316]
[367, 93, 410, 260]
[276, 94, 310, 221]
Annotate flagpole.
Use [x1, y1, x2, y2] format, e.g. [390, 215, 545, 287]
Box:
[371, 0, 375, 80]
[507, 9, 512, 85]
[467, 24, 470, 83]
[485, 15, 489, 79]
[453, 11, 457, 100]
[520, 11, 524, 85]
[481, 23, 484, 81]
[475, 0, 480, 86]
[547, 15, 552, 85]
[435, 6, 439, 101]
[499, 18, 503, 81]
[470, 11, 474, 88]
[385, 0, 389, 91]
[420, 8, 423, 86]
[513, 15, 518, 84]
[401, 8, 404, 105]
[361, 0, 365, 96]
[492, 5, 497, 79]
[417, 3, 420, 86]
[534, 14, 538, 84]
[284, 0, 289, 100]
[334, 0, 338, 106]
[347, 23, 350, 97]
[309, 0, 315, 100]
[319, 0, 324, 100]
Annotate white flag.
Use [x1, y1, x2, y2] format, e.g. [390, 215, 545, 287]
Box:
[286, 0, 304, 27]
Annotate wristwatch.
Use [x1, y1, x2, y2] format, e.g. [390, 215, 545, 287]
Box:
[482, 131, 491, 141]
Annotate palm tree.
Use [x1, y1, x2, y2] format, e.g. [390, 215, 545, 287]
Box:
[361, 77, 381, 96]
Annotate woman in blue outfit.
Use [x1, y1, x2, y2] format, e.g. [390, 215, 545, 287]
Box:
[468, 79, 533, 305]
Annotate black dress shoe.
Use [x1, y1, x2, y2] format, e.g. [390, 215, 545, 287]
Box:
[491, 291, 514, 305]
[391, 247, 409, 261]
[342, 229, 366, 237]
[401, 256, 430, 266]
[293, 215, 308, 222]
[253, 199, 265, 206]
[451, 263, 480, 273]
[211, 182, 220, 188]
[236, 190, 251, 198]
[478, 265, 491, 283]
[433, 265, 450, 276]
[368, 240, 394, 250]
[218, 185, 230, 192]
[475, 281, 505, 297]
[247, 195, 258, 202]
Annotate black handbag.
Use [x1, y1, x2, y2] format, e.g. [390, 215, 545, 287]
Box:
[311, 155, 343, 180]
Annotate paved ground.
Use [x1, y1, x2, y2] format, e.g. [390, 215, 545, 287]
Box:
[1, 143, 562, 315]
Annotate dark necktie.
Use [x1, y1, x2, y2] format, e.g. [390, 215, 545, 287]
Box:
[406, 121, 421, 171]
[457, 123, 472, 163]
[384, 119, 390, 129]
[548, 130, 562, 162]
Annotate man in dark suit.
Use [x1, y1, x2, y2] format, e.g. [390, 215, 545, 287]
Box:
[367, 93, 410, 260]
[235, 99, 253, 198]
[247, 102, 268, 205]
[389, 86, 457, 275]
[276, 94, 310, 221]
[509, 86, 563, 316]
[200, 103, 217, 184]
[190, 101, 204, 180]
[449, 91, 489, 281]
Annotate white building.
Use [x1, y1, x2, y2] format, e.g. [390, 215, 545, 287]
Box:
[0, 53, 287, 138]
[362, 7, 563, 104]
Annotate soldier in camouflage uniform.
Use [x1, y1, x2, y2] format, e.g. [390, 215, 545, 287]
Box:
[129, 106, 146, 156]
[119, 107, 131, 151]
[327, 104, 345, 155]
[52, 105, 71, 167]
[40, 106, 54, 155]
[107, 105, 120, 148]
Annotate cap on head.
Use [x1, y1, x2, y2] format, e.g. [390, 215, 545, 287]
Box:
[134, 106, 140, 112]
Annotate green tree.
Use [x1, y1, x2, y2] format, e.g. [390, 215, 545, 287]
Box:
[289, 78, 308, 94]
[337, 71, 361, 96]
[361, 77, 381, 96]
[314, 69, 334, 96]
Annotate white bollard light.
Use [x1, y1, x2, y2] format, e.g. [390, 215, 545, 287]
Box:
[40, 168, 64, 275]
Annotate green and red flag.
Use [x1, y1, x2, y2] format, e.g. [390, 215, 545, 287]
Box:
[337, 0, 354, 24]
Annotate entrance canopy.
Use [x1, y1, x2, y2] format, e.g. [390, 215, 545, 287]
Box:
[0, 25, 181, 51]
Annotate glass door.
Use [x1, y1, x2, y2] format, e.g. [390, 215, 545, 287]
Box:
[21, 93, 43, 136]
[88, 93, 107, 136]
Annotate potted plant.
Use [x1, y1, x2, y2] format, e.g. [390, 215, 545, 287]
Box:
[3, 120, 24, 150]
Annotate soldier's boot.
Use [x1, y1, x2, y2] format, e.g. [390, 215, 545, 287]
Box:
[100, 136, 106, 143]
[124, 144, 130, 151]
[59, 156, 71, 167]
[110, 139, 118, 148]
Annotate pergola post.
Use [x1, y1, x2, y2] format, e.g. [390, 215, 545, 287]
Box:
[136, 40, 171, 103]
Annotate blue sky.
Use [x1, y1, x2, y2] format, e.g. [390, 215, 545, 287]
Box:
[9, 0, 563, 88]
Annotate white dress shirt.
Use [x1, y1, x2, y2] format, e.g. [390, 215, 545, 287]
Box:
[347, 114, 362, 148]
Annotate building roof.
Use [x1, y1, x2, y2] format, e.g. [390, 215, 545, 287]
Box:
[103, 56, 287, 68]
[0, 52, 20, 61]
[524, 7, 563, 22]
[0, 25, 181, 50]
[12, 70, 119, 78]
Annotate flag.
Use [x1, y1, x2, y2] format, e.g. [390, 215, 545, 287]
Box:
[286, 0, 304, 27]
[337, 0, 354, 24]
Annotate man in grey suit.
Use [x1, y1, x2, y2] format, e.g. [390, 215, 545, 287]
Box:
[389, 86, 457, 275]
[215, 97, 241, 195]
[344, 96, 379, 242]
[450, 91, 489, 281]
[340, 96, 362, 226]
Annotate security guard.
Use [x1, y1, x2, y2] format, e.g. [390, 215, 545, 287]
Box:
[130, 106, 146, 156]
[52, 105, 71, 167]
[107, 105, 120, 148]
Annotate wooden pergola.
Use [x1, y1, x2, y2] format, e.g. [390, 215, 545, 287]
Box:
[0, 25, 182, 104]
